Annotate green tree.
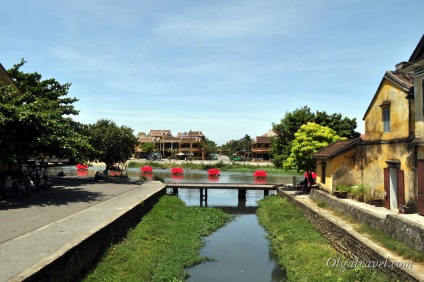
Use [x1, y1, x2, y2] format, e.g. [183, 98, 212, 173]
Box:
[203, 138, 217, 158]
[86, 119, 137, 172]
[0, 59, 90, 170]
[283, 122, 346, 172]
[314, 111, 360, 139]
[271, 106, 360, 168]
[271, 106, 314, 167]
[140, 142, 156, 156]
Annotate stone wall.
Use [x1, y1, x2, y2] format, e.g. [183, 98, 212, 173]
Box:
[24, 188, 166, 282]
[309, 189, 424, 253]
[278, 189, 423, 282]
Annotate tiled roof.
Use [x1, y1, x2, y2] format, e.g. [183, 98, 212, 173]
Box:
[409, 34, 424, 62]
[312, 137, 362, 159]
[0, 63, 21, 93]
[255, 136, 271, 143]
[177, 131, 204, 138]
[149, 130, 172, 137]
[385, 71, 414, 91]
[138, 137, 160, 142]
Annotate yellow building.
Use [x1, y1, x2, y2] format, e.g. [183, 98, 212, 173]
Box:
[396, 34, 424, 215]
[313, 138, 362, 194]
[314, 34, 424, 215]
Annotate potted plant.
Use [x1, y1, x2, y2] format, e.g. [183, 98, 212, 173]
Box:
[335, 185, 350, 198]
[351, 184, 367, 202]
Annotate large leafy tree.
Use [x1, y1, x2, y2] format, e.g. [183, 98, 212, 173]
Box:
[86, 119, 137, 171]
[203, 138, 217, 158]
[0, 59, 90, 170]
[271, 106, 314, 167]
[283, 122, 346, 172]
[271, 106, 360, 168]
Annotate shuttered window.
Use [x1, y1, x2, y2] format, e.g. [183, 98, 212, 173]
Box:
[382, 107, 390, 132]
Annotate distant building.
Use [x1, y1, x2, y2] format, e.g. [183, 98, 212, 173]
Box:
[252, 130, 275, 162]
[135, 130, 206, 160]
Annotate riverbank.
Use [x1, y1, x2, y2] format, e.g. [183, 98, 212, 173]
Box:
[82, 195, 233, 281]
[256, 196, 389, 281]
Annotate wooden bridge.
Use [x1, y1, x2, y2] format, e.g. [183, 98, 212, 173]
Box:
[164, 183, 284, 203]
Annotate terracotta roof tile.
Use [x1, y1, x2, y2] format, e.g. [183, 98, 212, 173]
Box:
[313, 137, 362, 159]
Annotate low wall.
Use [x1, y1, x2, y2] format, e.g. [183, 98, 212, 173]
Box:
[309, 189, 424, 253]
[24, 187, 167, 282]
[278, 189, 423, 282]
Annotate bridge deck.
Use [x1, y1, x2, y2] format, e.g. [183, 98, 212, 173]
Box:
[164, 183, 281, 190]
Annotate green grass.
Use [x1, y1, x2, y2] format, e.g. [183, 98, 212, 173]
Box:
[83, 195, 233, 282]
[357, 224, 424, 263]
[128, 160, 299, 175]
[319, 203, 424, 263]
[256, 196, 390, 282]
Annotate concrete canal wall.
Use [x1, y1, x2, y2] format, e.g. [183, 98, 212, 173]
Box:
[278, 188, 424, 282]
[20, 186, 166, 282]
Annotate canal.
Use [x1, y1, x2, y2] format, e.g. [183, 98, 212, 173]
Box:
[49, 165, 301, 281]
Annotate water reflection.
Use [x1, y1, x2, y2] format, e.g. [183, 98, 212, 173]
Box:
[187, 214, 286, 282]
[47, 166, 301, 186]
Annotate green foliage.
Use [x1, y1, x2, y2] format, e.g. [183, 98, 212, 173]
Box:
[257, 196, 389, 282]
[349, 184, 368, 198]
[85, 119, 137, 169]
[0, 59, 91, 166]
[283, 122, 346, 171]
[140, 142, 156, 155]
[83, 195, 233, 282]
[271, 106, 360, 168]
[221, 134, 253, 157]
[335, 185, 351, 192]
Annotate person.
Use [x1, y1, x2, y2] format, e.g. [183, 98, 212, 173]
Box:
[307, 170, 315, 186]
[3, 176, 13, 199]
[95, 171, 102, 182]
[299, 177, 308, 192]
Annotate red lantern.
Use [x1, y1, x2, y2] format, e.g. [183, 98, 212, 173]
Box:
[253, 170, 267, 178]
[207, 168, 220, 177]
[171, 167, 184, 175]
[141, 165, 153, 174]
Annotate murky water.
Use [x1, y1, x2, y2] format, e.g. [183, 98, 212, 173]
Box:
[174, 188, 287, 282]
[49, 165, 297, 281]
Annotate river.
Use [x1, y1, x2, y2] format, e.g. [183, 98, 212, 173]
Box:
[48, 165, 300, 282]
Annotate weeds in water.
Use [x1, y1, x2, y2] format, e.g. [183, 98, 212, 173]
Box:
[82, 195, 233, 282]
[257, 196, 390, 282]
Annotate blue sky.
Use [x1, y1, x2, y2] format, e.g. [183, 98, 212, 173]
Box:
[1, 1, 423, 145]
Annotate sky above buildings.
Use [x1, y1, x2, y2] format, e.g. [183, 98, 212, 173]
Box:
[1, 1, 423, 145]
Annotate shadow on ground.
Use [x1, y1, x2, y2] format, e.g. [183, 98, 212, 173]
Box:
[0, 186, 106, 210]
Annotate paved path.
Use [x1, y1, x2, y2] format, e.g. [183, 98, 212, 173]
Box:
[0, 178, 165, 282]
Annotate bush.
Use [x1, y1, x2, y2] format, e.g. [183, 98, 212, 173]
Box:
[335, 185, 351, 193]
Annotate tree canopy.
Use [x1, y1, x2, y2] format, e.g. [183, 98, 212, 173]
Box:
[85, 119, 137, 170]
[283, 122, 346, 172]
[271, 106, 360, 168]
[0, 59, 90, 168]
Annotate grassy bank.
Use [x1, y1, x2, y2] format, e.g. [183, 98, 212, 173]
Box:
[256, 196, 390, 282]
[128, 160, 299, 175]
[83, 195, 233, 282]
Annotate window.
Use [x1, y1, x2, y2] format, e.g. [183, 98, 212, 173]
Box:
[382, 106, 390, 132]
